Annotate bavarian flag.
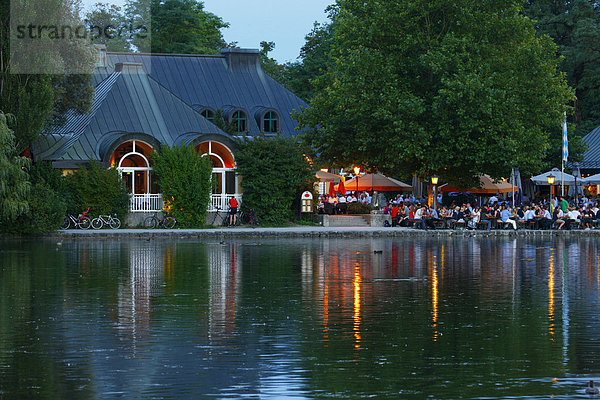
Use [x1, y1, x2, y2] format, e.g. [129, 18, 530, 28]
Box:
[562, 112, 568, 163]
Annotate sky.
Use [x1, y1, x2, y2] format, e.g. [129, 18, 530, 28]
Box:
[80, 0, 335, 63]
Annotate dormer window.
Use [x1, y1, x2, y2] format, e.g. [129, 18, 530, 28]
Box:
[263, 110, 279, 134]
[231, 110, 247, 134]
[200, 108, 215, 123]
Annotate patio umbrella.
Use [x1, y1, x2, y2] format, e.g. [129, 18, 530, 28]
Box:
[338, 179, 346, 195]
[530, 168, 576, 185]
[582, 173, 600, 185]
[440, 175, 517, 194]
[336, 173, 412, 192]
[316, 170, 342, 183]
[328, 181, 336, 197]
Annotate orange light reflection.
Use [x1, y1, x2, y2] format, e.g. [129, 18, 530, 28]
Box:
[353, 262, 361, 349]
[548, 251, 555, 340]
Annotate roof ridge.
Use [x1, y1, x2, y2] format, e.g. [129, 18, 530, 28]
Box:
[107, 52, 224, 58]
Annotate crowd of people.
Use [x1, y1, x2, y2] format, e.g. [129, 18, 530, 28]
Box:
[381, 195, 600, 230]
[317, 188, 600, 230]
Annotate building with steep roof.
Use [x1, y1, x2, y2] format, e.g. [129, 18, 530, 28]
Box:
[34, 47, 308, 214]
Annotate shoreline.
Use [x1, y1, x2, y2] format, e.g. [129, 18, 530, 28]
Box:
[18, 226, 600, 240]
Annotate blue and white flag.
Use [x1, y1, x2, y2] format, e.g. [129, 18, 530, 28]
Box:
[562, 112, 568, 163]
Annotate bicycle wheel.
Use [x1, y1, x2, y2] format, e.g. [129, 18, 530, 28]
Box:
[78, 217, 91, 229]
[109, 218, 121, 229]
[144, 216, 158, 229]
[91, 218, 103, 229]
[61, 216, 70, 229]
[163, 217, 176, 229]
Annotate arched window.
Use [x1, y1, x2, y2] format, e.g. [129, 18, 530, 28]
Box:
[231, 110, 247, 134]
[263, 110, 279, 133]
[201, 108, 215, 123]
[195, 141, 237, 210]
[110, 140, 157, 194]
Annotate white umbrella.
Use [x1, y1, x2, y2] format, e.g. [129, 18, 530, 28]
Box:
[530, 168, 576, 185]
[582, 173, 600, 185]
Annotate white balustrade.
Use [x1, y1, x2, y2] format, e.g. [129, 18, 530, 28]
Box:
[128, 193, 242, 212]
[129, 194, 164, 212]
[209, 194, 242, 211]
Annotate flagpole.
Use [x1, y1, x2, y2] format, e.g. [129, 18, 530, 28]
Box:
[561, 160, 564, 197]
[562, 111, 568, 198]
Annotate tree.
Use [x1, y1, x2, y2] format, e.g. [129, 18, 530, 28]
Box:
[284, 21, 335, 102]
[142, 0, 229, 54]
[0, 0, 95, 154]
[64, 161, 130, 219]
[0, 112, 30, 225]
[86, 3, 131, 52]
[151, 144, 213, 227]
[297, 0, 574, 188]
[258, 41, 286, 83]
[236, 136, 315, 225]
[523, 0, 600, 167]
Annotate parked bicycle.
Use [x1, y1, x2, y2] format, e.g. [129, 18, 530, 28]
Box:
[144, 212, 176, 229]
[210, 207, 230, 226]
[241, 209, 259, 226]
[91, 213, 121, 229]
[61, 207, 92, 230]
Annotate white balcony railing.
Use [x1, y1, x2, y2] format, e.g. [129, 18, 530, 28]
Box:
[129, 194, 164, 212]
[209, 194, 242, 212]
[128, 193, 242, 213]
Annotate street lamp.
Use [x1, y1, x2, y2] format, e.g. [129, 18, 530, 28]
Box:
[353, 166, 361, 194]
[431, 175, 439, 210]
[547, 174, 555, 207]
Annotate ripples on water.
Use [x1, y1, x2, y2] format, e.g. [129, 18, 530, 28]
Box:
[1, 237, 600, 399]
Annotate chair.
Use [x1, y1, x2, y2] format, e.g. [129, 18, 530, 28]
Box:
[452, 220, 466, 230]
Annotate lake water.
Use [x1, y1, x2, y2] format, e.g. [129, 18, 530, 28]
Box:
[1, 236, 599, 399]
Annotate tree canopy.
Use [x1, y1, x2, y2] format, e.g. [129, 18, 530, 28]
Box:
[297, 0, 574, 187]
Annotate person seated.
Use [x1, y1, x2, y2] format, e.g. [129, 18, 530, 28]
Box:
[501, 205, 517, 230]
[390, 203, 400, 226]
[337, 194, 347, 214]
[412, 206, 426, 229]
[553, 207, 566, 230]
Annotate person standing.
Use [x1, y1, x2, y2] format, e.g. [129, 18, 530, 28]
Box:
[559, 197, 569, 213]
[229, 197, 238, 226]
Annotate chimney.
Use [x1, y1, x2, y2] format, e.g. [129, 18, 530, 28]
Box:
[114, 63, 144, 73]
[94, 44, 107, 68]
[220, 48, 260, 70]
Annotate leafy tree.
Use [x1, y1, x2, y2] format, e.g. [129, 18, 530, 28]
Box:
[86, 3, 131, 52]
[284, 21, 335, 102]
[151, 144, 213, 227]
[523, 0, 600, 167]
[297, 0, 574, 188]
[259, 41, 285, 82]
[0, 0, 95, 154]
[142, 0, 229, 54]
[236, 136, 315, 225]
[64, 161, 130, 219]
[0, 112, 30, 225]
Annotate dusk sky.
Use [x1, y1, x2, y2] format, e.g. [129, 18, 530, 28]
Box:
[80, 0, 334, 63]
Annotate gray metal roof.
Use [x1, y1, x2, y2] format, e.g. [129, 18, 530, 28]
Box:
[35, 62, 233, 165]
[582, 125, 600, 169]
[107, 50, 308, 137]
[36, 49, 308, 165]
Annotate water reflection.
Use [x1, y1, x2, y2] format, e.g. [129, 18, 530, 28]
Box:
[3, 237, 600, 398]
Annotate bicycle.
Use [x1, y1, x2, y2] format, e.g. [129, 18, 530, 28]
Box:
[241, 208, 259, 226]
[91, 213, 121, 229]
[144, 212, 176, 229]
[61, 207, 92, 230]
[210, 207, 231, 226]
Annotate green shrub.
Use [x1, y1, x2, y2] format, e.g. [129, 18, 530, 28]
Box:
[21, 182, 66, 234]
[151, 144, 213, 227]
[236, 136, 316, 225]
[64, 160, 130, 219]
[347, 202, 371, 214]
